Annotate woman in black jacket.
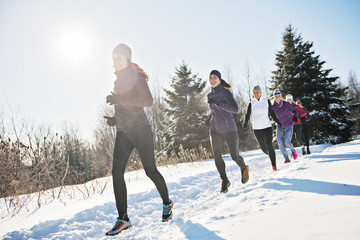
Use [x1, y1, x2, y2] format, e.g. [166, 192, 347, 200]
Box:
[207, 70, 249, 194]
[296, 100, 312, 154]
[104, 44, 172, 236]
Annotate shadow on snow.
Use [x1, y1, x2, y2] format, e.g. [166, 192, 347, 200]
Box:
[310, 153, 360, 163]
[175, 218, 225, 240]
[262, 178, 360, 196]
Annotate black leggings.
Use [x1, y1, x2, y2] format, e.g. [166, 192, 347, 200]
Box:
[210, 130, 246, 181]
[112, 125, 169, 218]
[293, 124, 305, 146]
[300, 118, 310, 152]
[253, 127, 276, 167]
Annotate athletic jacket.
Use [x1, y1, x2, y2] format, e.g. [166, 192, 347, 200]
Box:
[290, 102, 307, 125]
[244, 96, 280, 130]
[207, 84, 238, 133]
[113, 66, 152, 130]
[299, 107, 312, 124]
[272, 100, 298, 129]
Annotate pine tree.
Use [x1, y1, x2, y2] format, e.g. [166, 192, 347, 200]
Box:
[271, 25, 354, 144]
[162, 62, 209, 153]
[346, 71, 360, 134]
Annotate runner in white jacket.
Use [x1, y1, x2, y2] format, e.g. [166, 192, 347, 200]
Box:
[244, 86, 281, 171]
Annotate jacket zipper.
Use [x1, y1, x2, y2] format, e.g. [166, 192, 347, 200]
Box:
[211, 88, 229, 129]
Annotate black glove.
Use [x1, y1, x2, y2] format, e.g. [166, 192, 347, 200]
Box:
[104, 116, 116, 126]
[106, 92, 120, 105]
[293, 115, 298, 122]
[208, 98, 220, 106]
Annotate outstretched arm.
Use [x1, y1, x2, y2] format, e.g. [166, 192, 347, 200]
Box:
[107, 74, 153, 108]
[268, 99, 281, 125]
[243, 103, 252, 127]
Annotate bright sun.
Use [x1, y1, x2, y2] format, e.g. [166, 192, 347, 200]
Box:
[57, 27, 92, 65]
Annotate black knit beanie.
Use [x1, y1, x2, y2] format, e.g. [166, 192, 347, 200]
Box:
[210, 70, 222, 80]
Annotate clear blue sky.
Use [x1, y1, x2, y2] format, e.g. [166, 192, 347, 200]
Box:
[1, 0, 359, 141]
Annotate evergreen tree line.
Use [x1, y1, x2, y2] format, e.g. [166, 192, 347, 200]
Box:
[156, 25, 359, 153]
[1, 24, 360, 198]
[270, 25, 358, 144]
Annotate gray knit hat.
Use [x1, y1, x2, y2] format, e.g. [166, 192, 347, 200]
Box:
[112, 43, 132, 60]
[253, 85, 261, 92]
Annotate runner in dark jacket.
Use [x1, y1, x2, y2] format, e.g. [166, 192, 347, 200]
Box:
[104, 43, 172, 236]
[207, 70, 249, 193]
[297, 100, 312, 154]
[286, 94, 307, 155]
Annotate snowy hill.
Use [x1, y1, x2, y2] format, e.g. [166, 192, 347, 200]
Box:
[1, 139, 360, 240]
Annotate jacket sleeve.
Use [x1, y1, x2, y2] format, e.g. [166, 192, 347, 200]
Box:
[244, 103, 252, 125]
[217, 89, 239, 114]
[268, 99, 281, 124]
[295, 105, 307, 117]
[305, 109, 312, 120]
[118, 74, 153, 107]
[289, 102, 299, 117]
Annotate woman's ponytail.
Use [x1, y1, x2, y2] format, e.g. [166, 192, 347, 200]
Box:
[128, 59, 149, 81]
[221, 79, 232, 92]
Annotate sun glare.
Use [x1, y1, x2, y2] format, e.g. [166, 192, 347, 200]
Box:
[57, 28, 92, 65]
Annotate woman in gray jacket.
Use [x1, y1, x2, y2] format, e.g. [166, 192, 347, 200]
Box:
[207, 70, 249, 193]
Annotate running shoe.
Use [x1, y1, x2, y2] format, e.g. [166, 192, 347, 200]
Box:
[162, 200, 174, 222]
[241, 165, 250, 184]
[105, 217, 132, 236]
[220, 180, 231, 193]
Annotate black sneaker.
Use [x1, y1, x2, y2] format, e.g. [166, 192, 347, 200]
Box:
[302, 147, 306, 155]
[105, 215, 132, 236]
[220, 180, 231, 193]
[162, 200, 173, 222]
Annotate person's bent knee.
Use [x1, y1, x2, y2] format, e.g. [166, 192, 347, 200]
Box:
[112, 170, 125, 182]
[214, 155, 224, 163]
[278, 143, 286, 150]
[144, 165, 158, 178]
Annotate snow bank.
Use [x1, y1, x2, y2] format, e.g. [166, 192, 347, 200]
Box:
[1, 140, 360, 240]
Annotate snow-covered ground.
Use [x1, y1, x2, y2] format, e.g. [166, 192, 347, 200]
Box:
[1, 139, 360, 240]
